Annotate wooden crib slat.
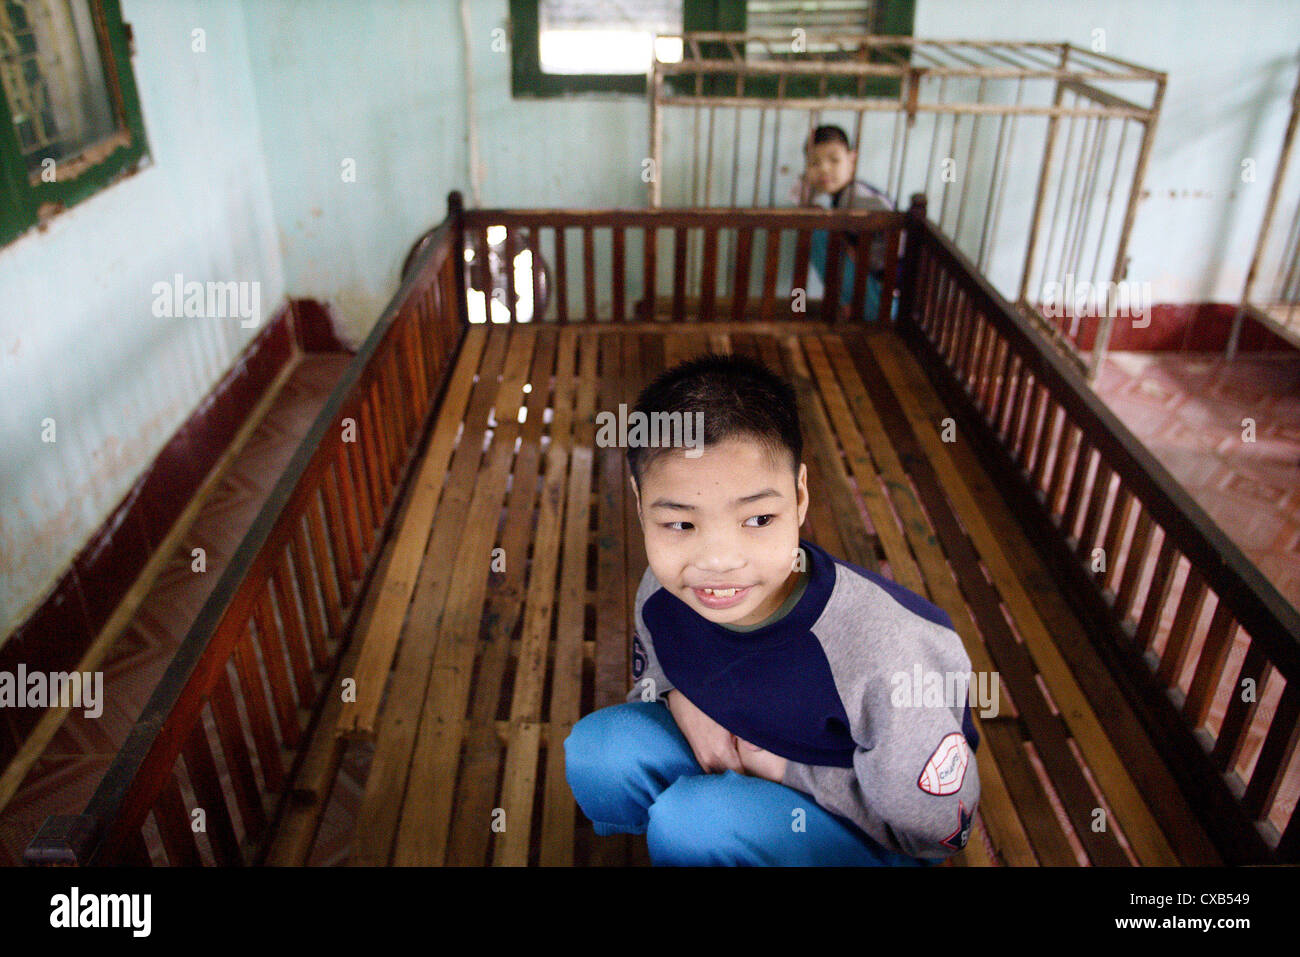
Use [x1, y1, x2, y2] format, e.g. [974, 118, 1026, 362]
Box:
[377, 357, 406, 480]
[290, 523, 329, 664]
[365, 380, 395, 503]
[611, 226, 625, 322]
[1241, 681, 1300, 819]
[850, 228, 870, 320]
[154, 772, 203, 866]
[529, 229, 544, 322]
[760, 228, 780, 322]
[343, 433, 376, 555]
[1155, 564, 1208, 686]
[251, 588, 302, 750]
[583, 226, 596, 321]
[641, 226, 656, 321]
[123, 827, 153, 867]
[1211, 642, 1268, 771]
[792, 229, 811, 309]
[730, 227, 753, 322]
[1100, 487, 1136, 595]
[980, 330, 1006, 413]
[329, 452, 366, 585]
[554, 226, 568, 323]
[1115, 508, 1155, 623]
[1183, 600, 1238, 727]
[1135, 535, 1179, 651]
[880, 222, 900, 321]
[305, 493, 345, 636]
[180, 720, 244, 866]
[820, 229, 844, 322]
[476, 224, 492, 324]
[320, 466, 358, 606]
[231, 624, 286, 794]
[504, 227, 518, 325]
[539, 333, 597, 867]
[699, 226, 718, 322]
[209, 689, 268, 844]
[271, 555, 317, 702]
[1047, 420, 1078, 517]
[359, 393, 387, 523]
[1062, 437, 1094, 540]
[672, 227, 687, 323]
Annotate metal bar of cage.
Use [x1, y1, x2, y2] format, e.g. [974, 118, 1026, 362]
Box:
[1228, 56, 1300, 357]
[649, 33, 1166, 381]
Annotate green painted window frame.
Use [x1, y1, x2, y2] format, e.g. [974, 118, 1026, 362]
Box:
[0, 0, 151, 247]
[510, 0, 914, 99]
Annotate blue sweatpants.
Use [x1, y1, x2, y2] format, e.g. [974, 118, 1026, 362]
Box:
[808, 228, 897, 321]
[564, 700, 937, 866]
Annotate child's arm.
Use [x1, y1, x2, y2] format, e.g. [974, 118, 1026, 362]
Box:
[781, 618, 982, 860]
[626, 568, 675, 704]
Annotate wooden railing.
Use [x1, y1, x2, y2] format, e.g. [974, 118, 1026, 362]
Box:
[24, 197, 468, 865]
[27, 190, 1297, 866]
[461, 206, 903, 324]
[897, 194, 1300, 864]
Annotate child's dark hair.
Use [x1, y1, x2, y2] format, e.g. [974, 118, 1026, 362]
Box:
[808, 124, 852, 151]
[626, 352, 803, 491]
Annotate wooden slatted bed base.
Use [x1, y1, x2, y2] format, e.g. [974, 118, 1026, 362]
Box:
[27, 194, 1300, 867]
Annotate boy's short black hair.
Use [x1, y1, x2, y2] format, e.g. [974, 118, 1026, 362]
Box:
[627, 352, 803, 492]
[808, 124, 853, 152]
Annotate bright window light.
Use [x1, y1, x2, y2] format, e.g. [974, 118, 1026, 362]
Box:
[654, 36, 683, 63]
[540, 29, 659, 74]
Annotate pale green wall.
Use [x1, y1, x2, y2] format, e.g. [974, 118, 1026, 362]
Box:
[0, 0, 283, 636]
[241, 0, 651, 344]
[244, 0, 1300, 331]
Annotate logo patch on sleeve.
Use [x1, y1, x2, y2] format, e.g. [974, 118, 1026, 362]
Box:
[917, 732, 970, 796]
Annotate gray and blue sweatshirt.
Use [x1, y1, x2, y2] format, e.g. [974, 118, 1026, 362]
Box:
[627, 537, 981, 859]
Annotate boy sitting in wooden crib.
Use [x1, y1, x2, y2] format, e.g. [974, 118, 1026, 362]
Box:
[565, 353, 980, 865]
[800, 124, 897, 321]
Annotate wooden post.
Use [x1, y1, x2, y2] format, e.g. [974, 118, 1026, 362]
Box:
[897, 193, 929, 329]
[448, 191, 470, 328]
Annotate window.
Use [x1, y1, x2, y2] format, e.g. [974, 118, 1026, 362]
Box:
[0, 0, 149, 246]
[512, 0, 914, 98]
[512, 0, 743, 97]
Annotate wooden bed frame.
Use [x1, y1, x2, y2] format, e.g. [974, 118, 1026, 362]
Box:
[26, 192, 1300, 866]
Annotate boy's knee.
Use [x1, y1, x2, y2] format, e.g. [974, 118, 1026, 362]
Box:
[646, 774, 744, 865]
[564, 703, 655, 777]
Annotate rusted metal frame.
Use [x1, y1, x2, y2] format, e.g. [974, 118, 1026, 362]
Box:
[1088, 73, 1166, 381]
[1229, 65, 1300, 358]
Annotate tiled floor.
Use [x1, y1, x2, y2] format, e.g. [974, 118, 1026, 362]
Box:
[0, 354, 351, 866]
[2, 345, 1296, 866]
[1090, 352, 1300, 613]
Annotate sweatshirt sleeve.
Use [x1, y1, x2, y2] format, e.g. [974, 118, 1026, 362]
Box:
[625, 567, 675, 704]
[780, 610, 981, 860]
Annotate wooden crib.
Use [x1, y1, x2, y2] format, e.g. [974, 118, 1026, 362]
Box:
[26, 192, 1300, 867]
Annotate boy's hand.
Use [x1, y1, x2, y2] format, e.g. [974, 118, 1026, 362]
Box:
[665, 690, 744, 774]
[736, 737, 789, 784]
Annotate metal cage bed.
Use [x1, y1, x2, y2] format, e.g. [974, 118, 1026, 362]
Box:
[648, 33, 1166, 380]
[1228, 56, 1300, 358]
